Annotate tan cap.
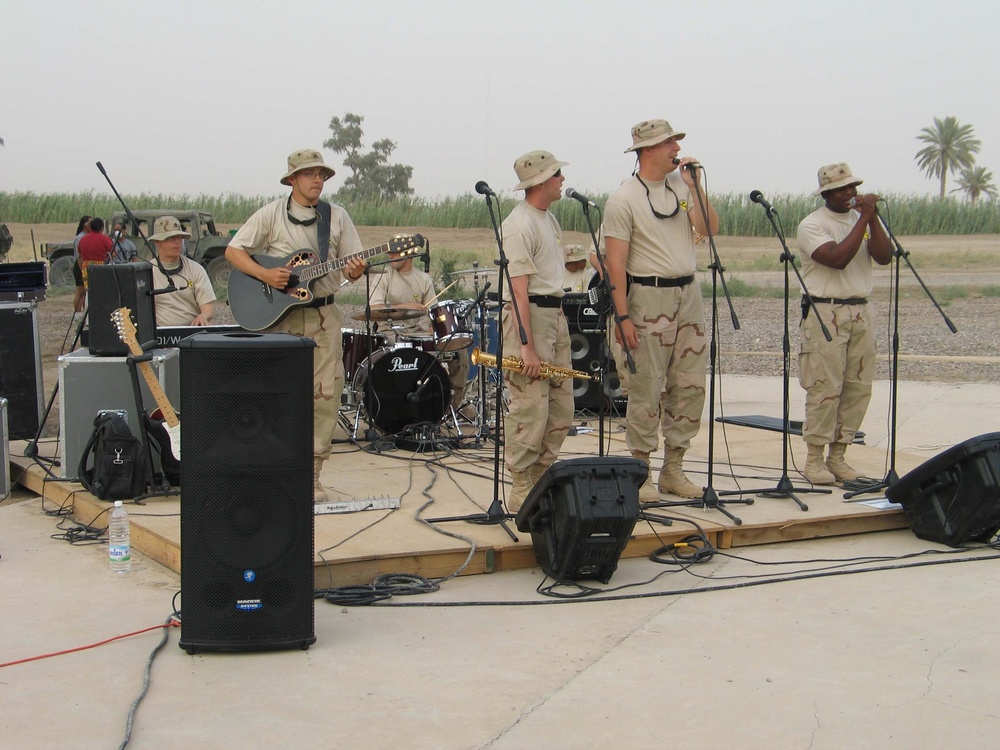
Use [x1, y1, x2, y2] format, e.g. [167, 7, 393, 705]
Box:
[813, 162, 863, 196]
[513, 150, 568, 191]
[280, 148, 336, 186]
[625, 119, 686, 153]
[148, 216, 191, 242]
[563, 244, 589, 263]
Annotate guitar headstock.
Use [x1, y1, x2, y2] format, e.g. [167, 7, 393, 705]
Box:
[111, 307, 138, 349]
[388, 233, 426, 258]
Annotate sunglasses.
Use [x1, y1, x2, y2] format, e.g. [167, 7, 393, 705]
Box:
[639, 177, 681, 219]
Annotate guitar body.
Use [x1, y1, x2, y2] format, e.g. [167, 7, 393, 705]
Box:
[227, 251, 324, 331]
[144, 409, 181, 487]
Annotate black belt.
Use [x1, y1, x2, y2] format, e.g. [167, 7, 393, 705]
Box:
[628, 274, 695, 288]
[805, 295, 868, 306]
[528, 295, 563, 308]
[305, 294, 336, 309]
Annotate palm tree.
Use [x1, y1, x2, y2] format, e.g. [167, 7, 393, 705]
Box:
[951, 165, 998, 204]
[915, 116, 981, 198]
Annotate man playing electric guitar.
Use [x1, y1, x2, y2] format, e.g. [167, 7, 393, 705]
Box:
[226, 149, 368, 503]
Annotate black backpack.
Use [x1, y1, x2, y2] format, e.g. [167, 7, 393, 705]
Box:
[78, 412, 148, 500]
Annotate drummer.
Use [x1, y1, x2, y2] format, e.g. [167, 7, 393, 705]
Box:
[368, 235, 470, 413]
[562, 243, 596, 292]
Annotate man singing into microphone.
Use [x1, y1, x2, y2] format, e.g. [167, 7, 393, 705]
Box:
[796, 163, 891, 485]
[148, 216, 216, 327]
[604, 119, 717, 500]
[500, 150, 574, 512]
[226, 149, 368, 503]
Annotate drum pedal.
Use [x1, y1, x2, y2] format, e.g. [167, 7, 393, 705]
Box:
[314, 496, 402, 515]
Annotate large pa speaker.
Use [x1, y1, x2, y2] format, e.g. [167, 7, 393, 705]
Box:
[568, 329, 627, 414]
[515, 456, 647, 583]
[88, 262, 155, 356]
[886, 432, 1000, 547]
[177, 332, 317, 653]
[0, 302, 43, 439]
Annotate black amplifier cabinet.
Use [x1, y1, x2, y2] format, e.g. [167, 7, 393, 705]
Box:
[0, 302, 44, 439]
[0, 261, 47, 303]
[155, 324, 243, 347]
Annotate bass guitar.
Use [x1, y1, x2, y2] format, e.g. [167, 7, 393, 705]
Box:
[227, 234, 425, 331]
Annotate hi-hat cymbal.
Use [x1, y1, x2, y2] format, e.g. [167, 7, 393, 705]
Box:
[451, 266, 498, 276]
[352, 305, 425, 322]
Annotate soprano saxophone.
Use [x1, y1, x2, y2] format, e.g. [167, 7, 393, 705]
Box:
[470, 347, 597, 382]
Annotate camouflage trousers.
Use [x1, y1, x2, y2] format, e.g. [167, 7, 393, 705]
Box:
[501, 304, 573, 473]
[625, 283, 708, 455]
[798, 301, 875, 446]
[272, 303, 345, 460]
[446, 350, 470, 410]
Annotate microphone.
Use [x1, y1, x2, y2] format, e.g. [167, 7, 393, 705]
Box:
[406, 379, 430, 403]
[749, 190, 776, 215]
[475, 180, 496, 197]
[564, 188, 598, 207]
[672, 158, 700, 170]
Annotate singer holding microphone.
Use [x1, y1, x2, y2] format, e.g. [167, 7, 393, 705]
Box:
[796, 163, 891, 485]
[147, 216, 217, 327]
[604, 119, 717, 500]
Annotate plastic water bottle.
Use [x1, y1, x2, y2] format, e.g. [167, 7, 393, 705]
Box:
[109, 500, 131, 574]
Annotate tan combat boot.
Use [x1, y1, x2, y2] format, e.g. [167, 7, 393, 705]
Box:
[527, 463, 550, 487]
[804, 444, 836, 485]
[508, 468, 533, 513]
[826, 443, 861, 482]
[631, 450, 660, 502]
[313, 457, 330, 504]
[658, 448, 702, 499]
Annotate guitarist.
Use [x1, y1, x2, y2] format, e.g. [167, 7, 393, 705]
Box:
[225, 149, 368, 503]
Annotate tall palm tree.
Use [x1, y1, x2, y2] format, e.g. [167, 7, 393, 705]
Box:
[915, 116, 981, 198]
[951, 165, 998, 204]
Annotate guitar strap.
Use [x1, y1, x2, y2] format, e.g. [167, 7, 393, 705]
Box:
[316, 200, 332, 262]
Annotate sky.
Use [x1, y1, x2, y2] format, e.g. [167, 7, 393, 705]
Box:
[2, 0, 998, 204]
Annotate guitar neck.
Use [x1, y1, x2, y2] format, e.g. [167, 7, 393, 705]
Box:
[121, 339, 180, 428]
[299, 242, 393, 282]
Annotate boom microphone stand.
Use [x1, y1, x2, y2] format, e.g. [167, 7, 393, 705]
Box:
[844, 202, 956, 499]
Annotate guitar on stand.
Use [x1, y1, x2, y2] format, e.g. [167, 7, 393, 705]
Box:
[111, 308, 181, 486]
[228, 235, 425, 331]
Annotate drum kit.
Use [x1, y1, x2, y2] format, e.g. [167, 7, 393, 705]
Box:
[340, 265, 500, 442]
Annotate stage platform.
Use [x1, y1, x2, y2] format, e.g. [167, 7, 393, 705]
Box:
[10, 408, 921, 587]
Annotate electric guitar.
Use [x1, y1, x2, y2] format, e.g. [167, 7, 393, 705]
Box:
[111, 308, 181, 474]
[227, 234, 425, 331]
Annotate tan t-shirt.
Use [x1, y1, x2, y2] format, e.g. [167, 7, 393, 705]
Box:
[228, 197, 363, 298]
[152, 256, 217, 326]
[797, 206, 877, 298]
[369, 266, 434, 335]
[500, 201, 565, 296]
[563, 265, 596, 293]
[603, 173, 697, 278]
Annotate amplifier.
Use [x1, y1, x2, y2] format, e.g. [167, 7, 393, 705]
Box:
[0, 302, 44, 439]
[155, 324, 243, 347]
[561, 293, 605, 334]
[0, 262, 47, 303]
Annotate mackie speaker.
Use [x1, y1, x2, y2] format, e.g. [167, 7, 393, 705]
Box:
[177, 332, 317, 653]
[88, 262, 155, 356]
[515, 456, 647, 583]
[886, 432, 1000, 547]
[0, 302, 44, 439]
[568, 329, 627, 414]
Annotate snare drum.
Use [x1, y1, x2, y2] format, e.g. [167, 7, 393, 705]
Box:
[341, 328, 387, 380]
[352, 347, 449, 434]
[395, 334, 438, 353]
[429, 300, 474, 351]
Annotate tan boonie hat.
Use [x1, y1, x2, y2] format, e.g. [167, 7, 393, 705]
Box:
[513, 150, 568, 191]
[148, 216, 191, 242]
[625, 119, 686, 153]
[813, 162, 863, 196]
[563, 244, 588, 263]
[280, 148, 336, 186]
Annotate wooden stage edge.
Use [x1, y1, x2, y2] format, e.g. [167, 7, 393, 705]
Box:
[9, 426, 915, 587]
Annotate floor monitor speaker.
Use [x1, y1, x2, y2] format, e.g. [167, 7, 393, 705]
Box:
[177, 332, 317, 653]
[515, 456, 646, 583]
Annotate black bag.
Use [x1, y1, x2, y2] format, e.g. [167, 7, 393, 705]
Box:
[78, 412, 148, 500]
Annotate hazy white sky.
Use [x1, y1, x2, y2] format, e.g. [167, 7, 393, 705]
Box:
[2, 0, 998, 203]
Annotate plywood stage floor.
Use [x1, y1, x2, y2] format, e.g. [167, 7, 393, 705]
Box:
[10, 409, 922, 587]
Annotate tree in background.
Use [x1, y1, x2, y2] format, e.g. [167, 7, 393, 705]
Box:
[951, 165, 998, 204]
[323, 113, 413, 201]
[915, 116, 981, 198]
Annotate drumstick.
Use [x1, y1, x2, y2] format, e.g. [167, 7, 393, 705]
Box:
[426, 280, 457, 306]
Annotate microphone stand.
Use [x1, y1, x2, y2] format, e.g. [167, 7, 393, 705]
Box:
[719, 200, 833, 509]
[427, 188, 520, 542]
[844, 205, 957, 499]
[642, 165, 752, 525]
[357, 256, 397, 443]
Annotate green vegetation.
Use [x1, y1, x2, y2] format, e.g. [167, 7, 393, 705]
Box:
[915, 116, 982, 198]
[324, 112, 414, 201]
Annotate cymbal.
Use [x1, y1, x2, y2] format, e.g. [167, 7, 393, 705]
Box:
[450, 266, 498, 276]
[352, 305, 425, 322]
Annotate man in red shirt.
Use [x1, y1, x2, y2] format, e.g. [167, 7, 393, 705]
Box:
[76, 217, 112, 288]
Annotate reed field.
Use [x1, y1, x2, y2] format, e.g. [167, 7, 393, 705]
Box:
[2, 190, 999, 236]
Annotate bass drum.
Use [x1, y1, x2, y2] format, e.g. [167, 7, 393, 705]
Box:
[352, 347, 449, 434]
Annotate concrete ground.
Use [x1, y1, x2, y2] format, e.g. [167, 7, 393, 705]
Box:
[3, 375, 1000, 749]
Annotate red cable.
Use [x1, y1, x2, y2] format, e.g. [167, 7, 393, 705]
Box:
[0, 620, 180, 669]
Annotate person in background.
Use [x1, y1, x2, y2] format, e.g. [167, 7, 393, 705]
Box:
[148, 216, 216, 327]
[76, 217, 112, 293]
[562, 243, 595, 292]
[109, 223, 138, 263]
[71, 215, 91, 316]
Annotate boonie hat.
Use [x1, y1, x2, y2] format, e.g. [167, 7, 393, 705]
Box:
[513, 150, 568, 191]
[148, 216, 191, 242]
[280, 148, 336, 186]
[563, 244, 589, 263]
[625, 119, 686, 153]
[813, 163, 863, 196]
